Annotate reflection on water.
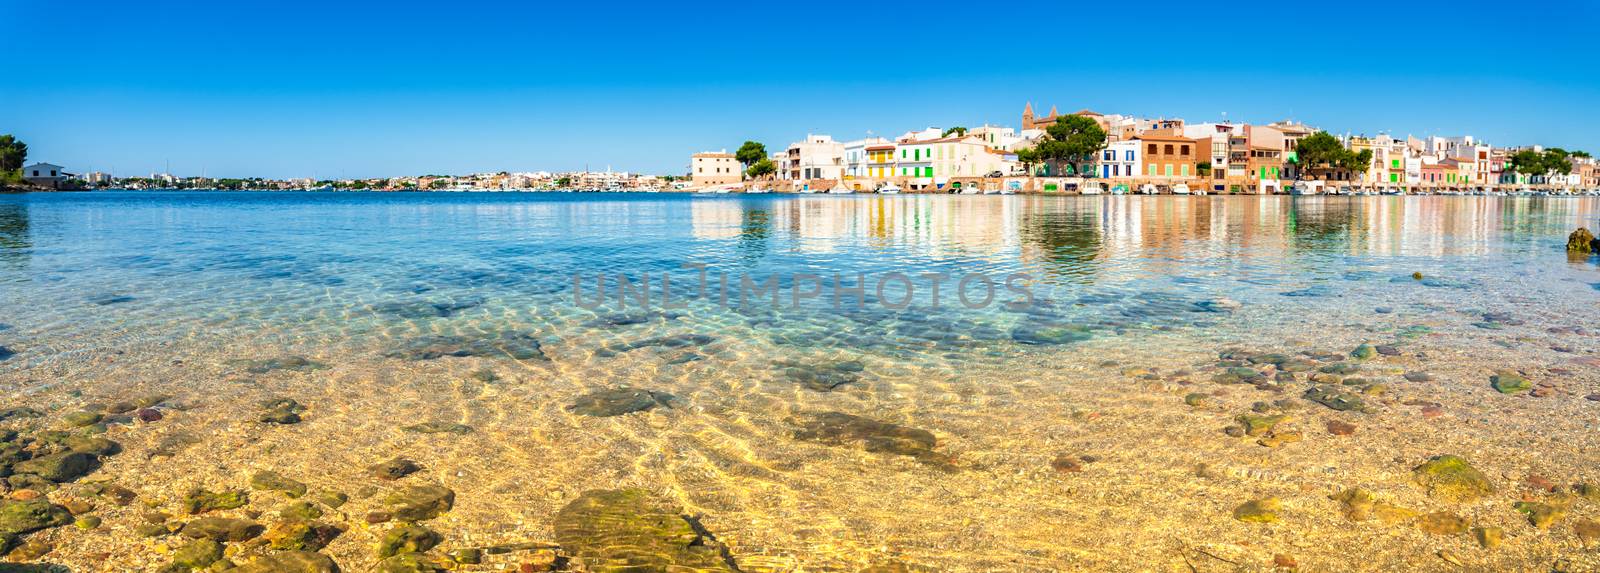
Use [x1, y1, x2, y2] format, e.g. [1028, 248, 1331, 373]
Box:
[0, 202, 29, 269]
[1, 192, 1599, 572]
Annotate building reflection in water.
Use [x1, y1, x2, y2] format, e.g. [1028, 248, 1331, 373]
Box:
[680, 195, 1600, 282]
[0, 202, 30, 269]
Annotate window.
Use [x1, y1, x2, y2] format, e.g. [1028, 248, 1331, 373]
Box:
[1164, 144, 1174, 155]
[1147, 143, 1157, 155]
[1181, 145, 1190, 156]
[1149, 164, 1157, 176]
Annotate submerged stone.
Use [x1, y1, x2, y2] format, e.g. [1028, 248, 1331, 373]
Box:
[61, 411, 102, 427]
[280, 500, 323, 521]
[376, 552, 447, 573]
[553, 488, 739, 572]
[368, 457, 421, 481]
[377, 524, 441, 558]
[792, 412, 951, 467]
[182, 488, 249, 514]
[596, 333, 715, 357]
[232, 551, 340, 573]
[181, 517, 264, 542]
[1009, 323, 1092, 345]
[1234, 414, 1289, 437]
[0, 346, 12, 362]
[260, 398, 305, 424]
[1330, 488, 1416, 523]
[1304, 386, 1367, 412]
[385, 331, 549, 361]
[12, 451, 98, 482]
[1473, 526, 1504, 549]
[373, 298, 482, 319]
[1413, 455, 1494, 502]
[1417, 511, 1468, 535]
[566, 388, 678, 417]
[0, 500, 71, 535]
[1350, 344, 1377, 360]
[172, 538, 224, 569]
[250, 470, 308, 498]
[1232, 498, 1280, 523]
[1513, 501, 1567, 529]
[400, 422, 474, 435]
[1568, 227, 1595, 253]
[781, 362, 861, 392]
[230, 356, 328, 374]
[382, 485, 454, 521]
[1490, 370, 1531, 394]
[265, 520, 342, 551]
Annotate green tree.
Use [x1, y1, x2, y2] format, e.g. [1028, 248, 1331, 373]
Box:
[1542, 148, 1572, 176]
[1015, 147, 1042, 176]
[1509, 150, 1544, 177]
[1294, 131, 1372, 176]
[554, 176, 573, 188]
[746, 158, 776, 179]
[1032, 115, 1106, 176]
[942, 126, 969, 137]
[0, 135, 27, 172]
[1571, 150, 1591, 158]
[735, 141, 767, 173]
[1197, 161, 1212, 176]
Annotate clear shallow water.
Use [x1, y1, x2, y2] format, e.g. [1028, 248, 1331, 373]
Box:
[2, 192, 1599, 572]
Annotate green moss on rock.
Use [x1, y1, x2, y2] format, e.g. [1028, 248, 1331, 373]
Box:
[1413, 455, 1494, 502]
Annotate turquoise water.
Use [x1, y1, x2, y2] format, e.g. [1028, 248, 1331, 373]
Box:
[2, 192, 1600, 572]
[4, 192, 1595, 364]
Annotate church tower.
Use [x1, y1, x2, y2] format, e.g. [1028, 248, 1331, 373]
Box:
[1022, 102, 1035, 130]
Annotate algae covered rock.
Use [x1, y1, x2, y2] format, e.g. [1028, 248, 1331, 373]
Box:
[376, 553, 447, 573]
[381, 485, 454, 522]
[1232, 498, 1281, 523]
[792, 411, 952, 467]
[376, 524, 441, 558]
[1234, 414, 1289, 437]
[566, 388, 678, 417]
[1330, 488, 1416, 523]
[265, 520, 343, 551]
[250, 470, 307, 497]
[172, 538, 224, 569]
[181, 517, 264, 542]
[368, 457, 422, 481]
[1413, 455, 1494, 502]
[554, 488, 740, 572]
[11, 451, 98, 482]
[183, 488, 249, 514]
[0, 499, 72, 534]
[1417, 511, 1468, 535]
[1490, 370, 1531, 394]
[1513, 500, 1567, 529]
[1473, 525, 1503, 549]
[1568, 227, 1596, 253]
[1350, 344, 1377, 361]
[232, 550, 340, 573]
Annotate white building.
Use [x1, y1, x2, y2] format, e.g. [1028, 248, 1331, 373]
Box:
[1097, 141, 1141, 179]
[690, 151, 741, 187]
[21, 163, 66, 188]
[842, 137, 890, 179]
[781, 134, 845, 181]
[894, 135, 1017, 181]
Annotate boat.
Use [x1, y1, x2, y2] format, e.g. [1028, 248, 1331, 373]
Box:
[828, 185, 853, 194]
[1138, 184, 1158, 195]
[746, 187, 771, 194]
[1081, 184, 1103, 196]
[1172, 184, 1191, 195]
[877, 183, 902, 194]
[1290, 181, 1319, 196]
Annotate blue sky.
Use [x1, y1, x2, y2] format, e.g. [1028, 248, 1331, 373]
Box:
[3, 0, 1596, 179]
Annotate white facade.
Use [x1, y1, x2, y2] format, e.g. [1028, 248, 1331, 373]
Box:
[1097, 141, 1141, 179]
[842, 137, 889, 178]
[782, 134, 845, 181]
[894, 136, 1016, 179]
[21, 163, 65, 186]
[690, 151, 740, 187]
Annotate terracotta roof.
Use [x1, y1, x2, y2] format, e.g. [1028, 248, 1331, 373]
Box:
[866, 145, 895, 151]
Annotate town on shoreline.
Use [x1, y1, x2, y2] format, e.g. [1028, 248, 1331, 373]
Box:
[5, 104, 1598, 196]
